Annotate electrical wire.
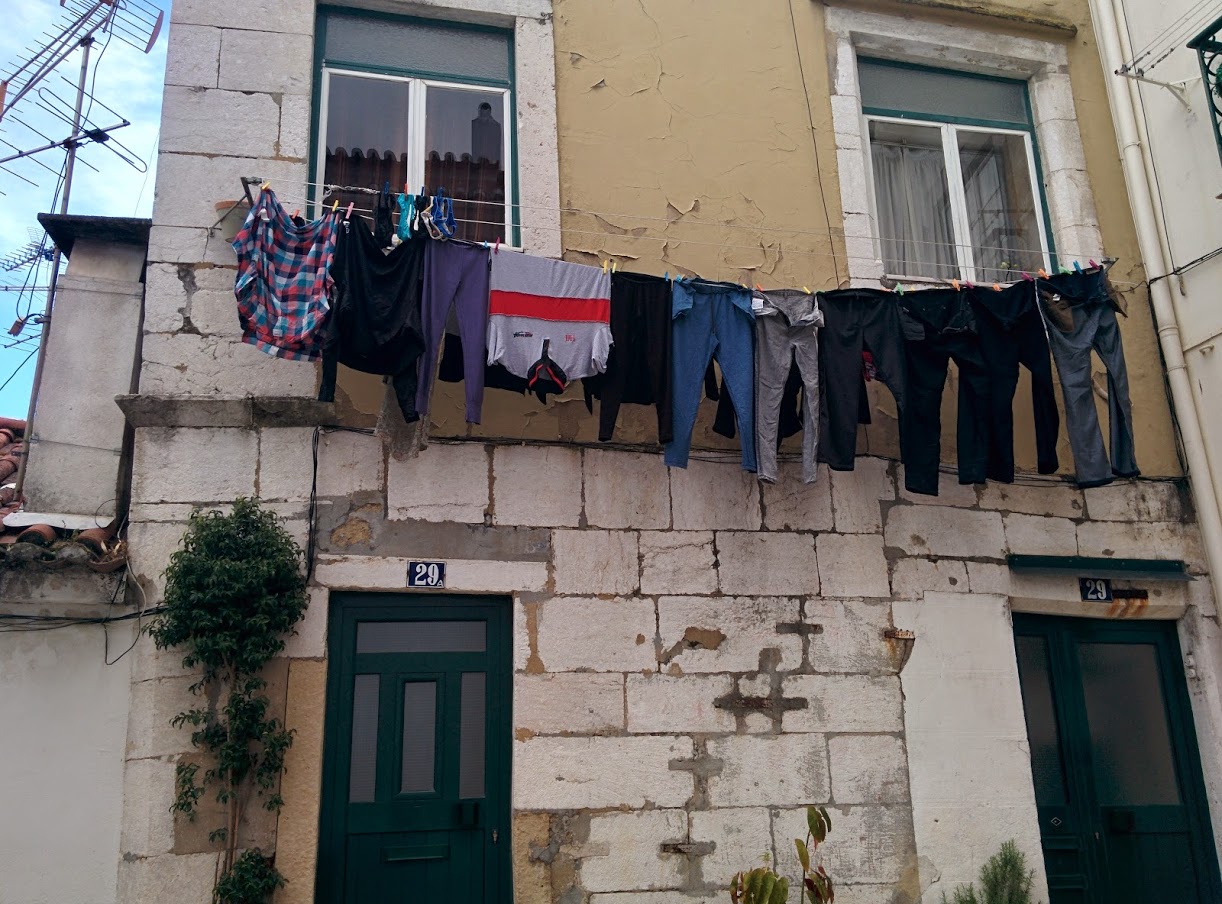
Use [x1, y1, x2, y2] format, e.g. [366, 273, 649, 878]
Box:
[1124, 0, 1216, 71]
[1148, 244, 1222, 285]
[0, 347, 39, 393]
[1131, 4, 1222, 74]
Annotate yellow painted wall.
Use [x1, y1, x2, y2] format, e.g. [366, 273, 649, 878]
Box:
[336, 0, 1182, 478]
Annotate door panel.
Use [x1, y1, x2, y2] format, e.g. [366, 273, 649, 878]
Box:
[1014, 615, 1221, 904]
[319, 596, 511, 904]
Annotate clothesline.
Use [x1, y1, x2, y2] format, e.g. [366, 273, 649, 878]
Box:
[269, 190, 1141, 292]
[253, 176, 1112, 265]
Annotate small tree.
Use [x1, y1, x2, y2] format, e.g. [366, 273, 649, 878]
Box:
[148, 498, 308, 904]
[942, 840, 1037, 904]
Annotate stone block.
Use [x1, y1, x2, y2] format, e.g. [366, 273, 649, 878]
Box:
[585, 449, 670, 529]
[671, 459, 761, 530]
[897, 470, 979, 506]
[181, 265, 241, 337]
[707, 735, 830, 807]
[282, 585, 328, 659]
[1084, 479, 1188, 522]
[1003, 513, 1079, 556]
[512, 813, 551, 904]
[717, 531, 818, 596]
[762, 463, 833, 531]
[513, 736, 693, 809]
[829, 735, 909, 805]
[553, 530, 639, 595]
[159, 87, 280, 158]
[966, 561, 1011, 595]
[120, 757, 177, 857]
[772, 806, 916, 885]
[807, 599, 896, 674]
[147, 225, 234, 267]
[515, 673, 625, 735]
[151, 152, 307, 232]
[1077, 520, 1204, 569]
[640, 531, 717, 595]
[890, 558, 968, 599]
[140, 332, 317, 398]
[116, 852, 217, 904]
[313, 554, 408, 590]
[126, 519, 189, 603]
[134, 427, 258, 504]
[219, 28, 314, 94]
[276, 660, 327, 904]
[782, 675, 903, 733]
[689, 807, 773, 887]
[658, 596, 803, 673]
[126, 676, 206, 760]
[444, 559, 549, 593]
[535, 597, 656, 672]
[387, 443, 489, 523]
[172, 0, 314, 31]
[316, 429, 383, 497]
[627, 674, 735, 733]
[277, 92, 312, 160]
[581, 810, 687, 892]
[143, 263, 188, 332]
[257, 427, 315, 501]
[831, 456, 893, 532]
[164, 24, 220, 88]
[884, 505, 1005, 559]
[590, 895, 722, 904]
[816, 534, 889, 598]
[493, 446, 583, 527]
[978, 482, 1084, 518]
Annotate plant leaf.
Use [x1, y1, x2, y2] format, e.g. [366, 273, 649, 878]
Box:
[795, 838, 811, 872]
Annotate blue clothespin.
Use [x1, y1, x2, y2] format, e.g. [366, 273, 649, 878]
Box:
[664, 271, 669, 281]
[1073, 260, 1083, 274]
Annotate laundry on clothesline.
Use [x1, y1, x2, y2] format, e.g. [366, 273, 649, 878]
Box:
[231, 185, 1138, 494]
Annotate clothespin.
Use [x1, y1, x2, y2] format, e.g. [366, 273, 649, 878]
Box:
[383, 181, 390, 196]
[260, 181, 270, 191]
[612, 260, 618, 272]
[992, 283, 1002, 292]
[951, 279, 961, 291]
[1059, 266, 1071, 275]
[1021, 272, 1033, 281]
[896, 283, 905, 295]
[964, 280, 975, 289]
[803, 286, 810, 294]
[602, 260, 609, 274]
[755, 283, 764, 291]
[664, 272, 670, 281]
[1073, 260, 1083, 274]
[1038, 268, 1050, 278]
[331, 200, 340, 214]
[1089, 259, 1099, 269]
[291, 209, 300, 220]
[494, 237, 500, 254]
[344, 202, 354, 221]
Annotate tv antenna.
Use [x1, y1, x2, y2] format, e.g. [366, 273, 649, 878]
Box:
[0, 0, 164, 505]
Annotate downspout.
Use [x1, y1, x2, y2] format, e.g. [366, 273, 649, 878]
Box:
[1087, 0, 1222, 598]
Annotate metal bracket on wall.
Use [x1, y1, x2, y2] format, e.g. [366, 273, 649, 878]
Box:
[1115, 71, 1199, 111]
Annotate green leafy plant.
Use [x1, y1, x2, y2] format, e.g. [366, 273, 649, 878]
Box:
[942, 840, 1037, 904]
[730, 806, 834, 904]
[148, 498, 308, 904]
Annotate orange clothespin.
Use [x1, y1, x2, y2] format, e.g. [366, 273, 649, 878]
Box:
[755, 283, 764, 291]
[992, 283, 1002, 292]
[1038, 268, 1050, 278]
[291, 209, 300, 220]
[951, 279, 961, 291]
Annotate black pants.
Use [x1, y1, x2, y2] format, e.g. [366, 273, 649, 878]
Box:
[710, 363, 803, 444]
[584, 272, 673, 443]
[969, 283, 1059, 481]
[817, 289, 907, 471]
[898, 290, 990, 496]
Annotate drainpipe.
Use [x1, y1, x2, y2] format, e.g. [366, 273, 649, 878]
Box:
[1087, 0, 1222, 599]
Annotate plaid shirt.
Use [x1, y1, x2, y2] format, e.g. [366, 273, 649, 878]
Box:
[233, 188, 338, 361]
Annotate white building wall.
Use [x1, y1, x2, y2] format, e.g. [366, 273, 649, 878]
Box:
[0, 622, 134, 904]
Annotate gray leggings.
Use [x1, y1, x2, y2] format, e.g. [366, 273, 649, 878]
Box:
[755, 291, 822, 484]
[1042, 284, 1138, 487]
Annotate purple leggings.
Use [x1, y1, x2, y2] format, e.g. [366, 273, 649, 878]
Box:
[416, 241, 491, 423]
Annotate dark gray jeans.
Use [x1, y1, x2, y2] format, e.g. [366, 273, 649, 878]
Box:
[755, 290, 822, 483]
[1041, 276, 1138, 487]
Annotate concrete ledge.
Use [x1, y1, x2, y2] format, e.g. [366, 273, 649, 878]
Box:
[117, 395, 338, 428]
[834, 0, 1077, 37]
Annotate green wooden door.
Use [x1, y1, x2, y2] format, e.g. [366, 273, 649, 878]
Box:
[317, 594, 512, 903]
[1014, 614, 1221, 904]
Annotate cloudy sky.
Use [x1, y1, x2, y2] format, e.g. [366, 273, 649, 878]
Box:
[0, 0, 169, 417]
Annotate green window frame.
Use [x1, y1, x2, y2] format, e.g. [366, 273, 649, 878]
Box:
[310, 6, 520, 244]
[860, 58, 1057, 282]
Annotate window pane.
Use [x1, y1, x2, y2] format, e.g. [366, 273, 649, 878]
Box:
[957, 130, 1044, 280]
[1015, 635, 1068, 807]
[323, 12, 511, 83]
[859, 59, 1029, 125]
[869, 120, 958, 278]
[401, 682, 437, 794]
[1078, 642, 1181, 806]
[425, 86, 507, 243]
[459, 673, 486, 799]
[324, 73, 410, 213]
[348, 674, 379, 803]
[357, 620, 487, 654]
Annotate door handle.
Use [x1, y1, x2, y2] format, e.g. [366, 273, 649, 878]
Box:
[458, 800, 481, 827]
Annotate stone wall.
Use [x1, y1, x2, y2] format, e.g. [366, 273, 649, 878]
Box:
[119, 426, 1216, 904]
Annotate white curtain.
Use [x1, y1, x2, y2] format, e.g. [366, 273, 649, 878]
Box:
[871, 141, 958, 279]
[960, 144, 1039, 281]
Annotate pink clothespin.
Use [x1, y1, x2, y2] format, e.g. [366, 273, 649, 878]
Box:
[1021, 272, 1033, 281]
[344, 202, 354, 221]
[1089, 259, 1099, 269]
[493, 237, 500, 254]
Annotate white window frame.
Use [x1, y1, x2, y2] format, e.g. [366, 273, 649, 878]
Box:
[315, 66, 516, 241]
[863, 113, 1052, 283]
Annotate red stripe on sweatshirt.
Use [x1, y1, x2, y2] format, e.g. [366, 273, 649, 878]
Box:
[489, 290, 610, 323]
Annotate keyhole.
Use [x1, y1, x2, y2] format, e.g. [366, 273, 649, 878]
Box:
[492, 830, 499, 844]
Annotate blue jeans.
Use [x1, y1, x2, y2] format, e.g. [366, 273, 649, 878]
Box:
[665, 280, 757, 472]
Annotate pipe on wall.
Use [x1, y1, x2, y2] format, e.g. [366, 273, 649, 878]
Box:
[1087, 0, 1222, 603]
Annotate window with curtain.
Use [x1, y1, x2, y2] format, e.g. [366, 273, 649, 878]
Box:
[315, 10, 514, 243]
[860, 59, 1051, 282]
